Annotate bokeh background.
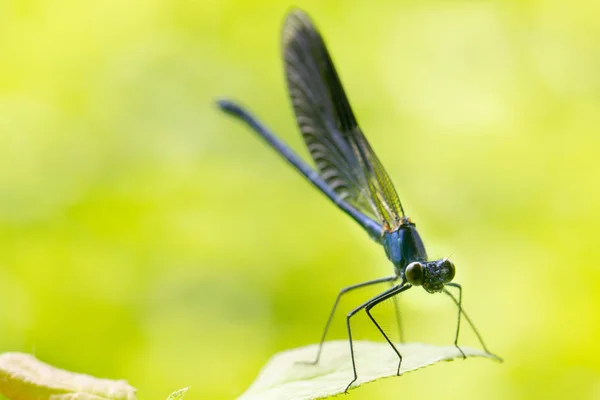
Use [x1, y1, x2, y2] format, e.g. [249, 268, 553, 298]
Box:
[1, 0, 599, 399]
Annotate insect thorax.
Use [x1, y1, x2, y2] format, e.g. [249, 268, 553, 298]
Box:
[383, 222, 428, 277]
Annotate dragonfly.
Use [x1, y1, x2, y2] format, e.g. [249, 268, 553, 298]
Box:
[217, 9, 497, 393]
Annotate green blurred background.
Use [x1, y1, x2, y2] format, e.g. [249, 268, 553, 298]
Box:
[1, 0, 599, 399]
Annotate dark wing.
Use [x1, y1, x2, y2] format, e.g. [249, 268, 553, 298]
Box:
[282, 9, 405, 231]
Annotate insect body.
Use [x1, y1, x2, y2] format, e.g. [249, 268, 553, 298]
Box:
[218, 9, 497, 392]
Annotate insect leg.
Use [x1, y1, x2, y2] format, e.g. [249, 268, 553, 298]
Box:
[365, 284, 412, 375]
[444, 282, 501, 361]
[390, 281, 404, 342]
[302, 275, 398, 365]
[344, 283, 410, 393]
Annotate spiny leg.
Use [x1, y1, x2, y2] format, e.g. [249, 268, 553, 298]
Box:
[343, 284, 408, 393]
[365, 284, 412, 375]
[444, 282, 500, 360]
[301, 275, 398, 365]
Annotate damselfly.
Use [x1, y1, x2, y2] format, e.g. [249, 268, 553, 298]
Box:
[217, 9, 497, 393]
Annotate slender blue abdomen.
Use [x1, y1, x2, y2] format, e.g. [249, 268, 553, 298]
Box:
[383, 224, 428, 277]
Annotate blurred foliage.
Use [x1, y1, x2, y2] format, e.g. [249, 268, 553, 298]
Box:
[0, 352, 136, 400]
[0, 0, 599, 399]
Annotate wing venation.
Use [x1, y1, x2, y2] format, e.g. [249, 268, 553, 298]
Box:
[283, 10, 405, 230]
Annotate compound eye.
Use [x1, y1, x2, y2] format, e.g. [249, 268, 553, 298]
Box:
[441, 259, 456, 283]
[405, 262, 424, 286]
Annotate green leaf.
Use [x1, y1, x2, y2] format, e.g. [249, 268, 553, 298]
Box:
[0, 353, 137, 400]
[238, 340, 500, 400]
[165, 387, 189, 400]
